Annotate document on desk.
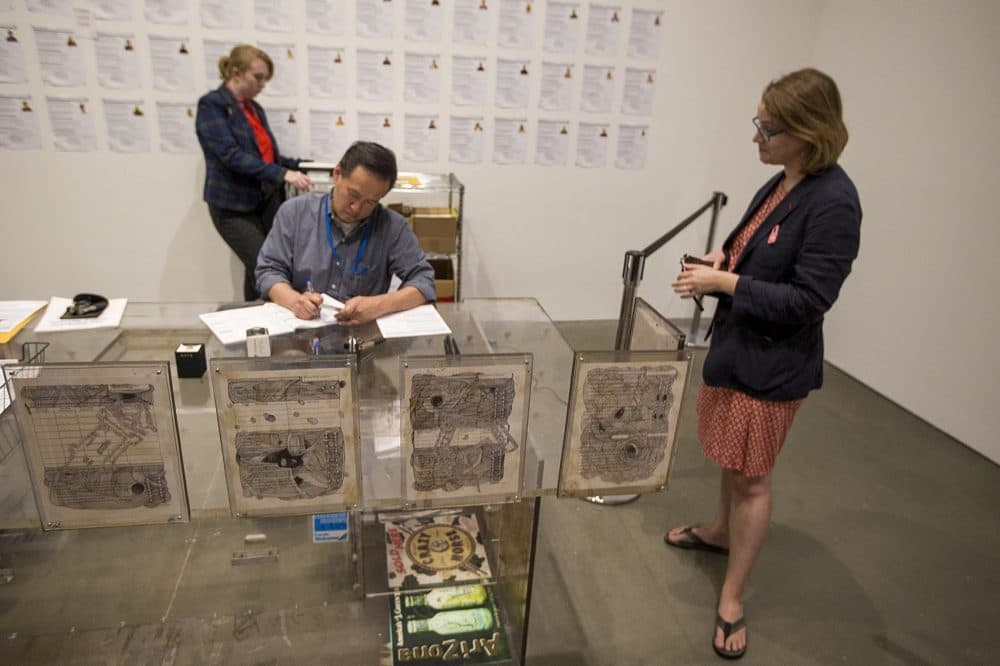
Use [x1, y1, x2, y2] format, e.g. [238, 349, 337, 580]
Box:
[322, 294, 345, 310]
[262, 301, 339, 330]
[0, 300, 48, 343]
[200, 297, 347, 345]
[199, 305, 294, 345]
[376, 304, 452, 339]
[34, 297, 128, 332]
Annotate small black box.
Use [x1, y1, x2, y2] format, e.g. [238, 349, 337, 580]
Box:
[175, 343, 207, 378]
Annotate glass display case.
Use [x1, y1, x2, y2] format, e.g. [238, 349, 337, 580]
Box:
[0, 298, 686, 663]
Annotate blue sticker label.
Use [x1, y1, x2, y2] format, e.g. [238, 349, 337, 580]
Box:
[312, 512, 349, 543]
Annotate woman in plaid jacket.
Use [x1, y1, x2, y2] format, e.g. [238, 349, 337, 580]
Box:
[196, 44, 312, 301]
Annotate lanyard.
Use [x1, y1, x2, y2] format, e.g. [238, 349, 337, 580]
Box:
[322, 193, 371, 277]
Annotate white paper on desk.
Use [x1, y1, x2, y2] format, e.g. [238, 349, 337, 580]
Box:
[34, 297, 127, 332]
[322, 294, 345, 310]
[262, 301, 339, 330]
[200, 298, 346, 344]
[0, 300, 48, 334]
[199, 305, 293, 345]
[376, 304, 451, 339]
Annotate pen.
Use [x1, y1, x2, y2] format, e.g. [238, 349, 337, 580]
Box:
[305, 276, 323, 320]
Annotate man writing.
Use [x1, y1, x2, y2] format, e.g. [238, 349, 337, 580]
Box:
[256, 142, 436, 326]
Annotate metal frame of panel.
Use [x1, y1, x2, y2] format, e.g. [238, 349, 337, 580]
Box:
[556, 349, 692, 498]
[399, 353, 532, 509]
[210, 356, 362, 518]
[3, 361, 189, 530]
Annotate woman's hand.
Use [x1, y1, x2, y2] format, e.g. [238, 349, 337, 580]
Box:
[702, 250, 726, 269]
[283, 169, 313, 191]
[673, 255, 739, 298]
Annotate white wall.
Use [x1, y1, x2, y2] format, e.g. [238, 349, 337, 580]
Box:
[810, 0, 1000, 463]
[1, 1, 997, 462]
[0, 0, 819, 311]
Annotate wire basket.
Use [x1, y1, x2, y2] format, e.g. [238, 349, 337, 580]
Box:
[0, 341, 48, 463]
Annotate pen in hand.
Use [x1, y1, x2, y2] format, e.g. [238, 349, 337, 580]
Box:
[303, 277, 323, 319]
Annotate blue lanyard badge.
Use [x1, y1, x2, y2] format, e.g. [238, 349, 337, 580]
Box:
[322, 193, 371, 277]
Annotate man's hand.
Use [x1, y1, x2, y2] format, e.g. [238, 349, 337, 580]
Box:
[289, 291, 323, 319]
[269, 283, 323, 319]
[335, 295, 386, 326]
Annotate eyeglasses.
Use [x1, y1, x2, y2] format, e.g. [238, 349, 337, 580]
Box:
[752, 116, 785, 142]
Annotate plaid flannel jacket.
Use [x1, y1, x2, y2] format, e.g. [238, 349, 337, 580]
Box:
[195, 85, 299, 212]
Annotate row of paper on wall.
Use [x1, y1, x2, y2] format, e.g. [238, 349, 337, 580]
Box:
[5, 1, 663, 60]
[0, 31, 657, 116]
[0, 95, 650, 168]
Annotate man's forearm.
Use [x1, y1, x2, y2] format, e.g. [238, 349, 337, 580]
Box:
[268, 282, 300, 309]
[377, 286, 427, 317]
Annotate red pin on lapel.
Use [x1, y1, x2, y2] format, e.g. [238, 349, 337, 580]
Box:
[768, 225, 780, 244]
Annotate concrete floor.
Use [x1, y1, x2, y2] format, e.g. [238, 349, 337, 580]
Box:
[525, 321, 1000, 665]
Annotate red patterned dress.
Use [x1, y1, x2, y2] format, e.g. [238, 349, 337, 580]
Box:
[697, 181, 804, 477]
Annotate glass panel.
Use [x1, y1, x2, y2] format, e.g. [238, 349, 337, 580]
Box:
[399, 354, 532, 509]
[3, 361, 189, 529]
[210, 357, 361, 517]
[362, 501, 536, 665]
[630, 297, 686, 351]
[557, 349, 693, 497]
[454, 299, 574, 496]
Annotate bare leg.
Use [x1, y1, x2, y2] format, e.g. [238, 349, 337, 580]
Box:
[705, 469, 734, 543]
[715, 468, 772, 654]
[666, 471, 732, 548]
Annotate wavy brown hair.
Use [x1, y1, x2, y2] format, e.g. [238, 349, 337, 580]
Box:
[217, 44, 274, 81]
[763, 68, 848, 174]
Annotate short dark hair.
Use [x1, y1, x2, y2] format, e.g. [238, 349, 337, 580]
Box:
[338, 141, 397, 191]
[763, 68, 848, 174]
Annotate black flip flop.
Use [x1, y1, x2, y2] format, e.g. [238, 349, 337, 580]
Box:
[663, 526, 730, 555]
[713, 614, 747, 660]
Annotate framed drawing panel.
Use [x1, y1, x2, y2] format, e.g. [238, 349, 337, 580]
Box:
[557, 350, 692, 498]
[4, 362, 189, 530]
[210, 357, 361, 517]
[399, 354, 532, 509]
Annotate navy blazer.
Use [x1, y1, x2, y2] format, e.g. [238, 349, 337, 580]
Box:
[703, 164, 862, 401]
[195, 85, 299, 212]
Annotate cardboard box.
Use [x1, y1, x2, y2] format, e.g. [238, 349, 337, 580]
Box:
[417, 235, 457, 255]
[387, 202, 414, 218]
[411, 207, 458, 238]
[405, 207, 458, 254]
[429, 258, 455, 301]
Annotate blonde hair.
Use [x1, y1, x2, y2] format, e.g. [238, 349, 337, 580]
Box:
[217, 44, 273, 81]
[763, 68, 848, 174]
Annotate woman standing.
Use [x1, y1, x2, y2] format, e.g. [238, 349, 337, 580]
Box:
[666, 68, 861, 659]
[196, 44, 312, 301]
